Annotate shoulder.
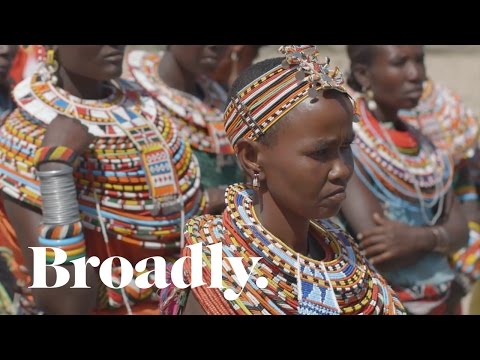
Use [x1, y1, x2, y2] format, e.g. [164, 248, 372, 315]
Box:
[184, 214, 225, 247]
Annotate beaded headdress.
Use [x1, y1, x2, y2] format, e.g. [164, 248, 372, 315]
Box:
[224, 45, 356, 148]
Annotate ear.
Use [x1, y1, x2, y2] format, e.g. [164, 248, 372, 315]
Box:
[235, 138, 266, 181]
[351, 63, 371, 91]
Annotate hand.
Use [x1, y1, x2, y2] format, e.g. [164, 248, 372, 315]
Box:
[358, 213, 425, 271]
[41, 114, 94, 154]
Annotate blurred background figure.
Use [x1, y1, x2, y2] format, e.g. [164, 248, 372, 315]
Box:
[8, 45, 41, 86]
[0, 45, 18, 123]
[340, 45, 469, 315]
[399, 69, 480, 314]
[0, 45, 206, 314]
[211, 45, 264, 90]
[125, 45, 244, 214]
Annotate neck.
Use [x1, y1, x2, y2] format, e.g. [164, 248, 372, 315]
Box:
[254, 191, 310, 255]
[57, 67, 107, 99]
[371, 105, 402, 126]
[157, 51, 198, 96]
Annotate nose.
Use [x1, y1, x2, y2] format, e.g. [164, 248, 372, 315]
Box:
[406, 60, 426, 82]
[205, 45, 227, 56]
[328, 153, 353, 184]
[108, 45, 126, 53]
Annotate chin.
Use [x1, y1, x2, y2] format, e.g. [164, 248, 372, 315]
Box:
[402, 98, 421, 109]
[312, 206, 341, 220]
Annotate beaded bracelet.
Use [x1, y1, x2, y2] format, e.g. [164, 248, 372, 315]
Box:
[39, 222, 86, 264]
[34, 145, 79, 169]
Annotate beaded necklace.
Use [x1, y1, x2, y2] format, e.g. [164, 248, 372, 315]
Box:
[353, 98, 453, 225]
[399, 80, 478, 163]
[183, 183, 405, 315]
[0, 72, 206, 255]
[126, 50, 233, 156]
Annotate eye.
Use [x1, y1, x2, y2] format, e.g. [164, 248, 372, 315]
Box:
[391, 57, 407, 67]
[309, 148, 329, 160]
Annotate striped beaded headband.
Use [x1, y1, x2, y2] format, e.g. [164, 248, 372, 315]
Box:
[224, 45, 356, 149]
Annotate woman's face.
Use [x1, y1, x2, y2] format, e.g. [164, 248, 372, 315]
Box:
[55, 45, 126, 81]
[170, 45, 228, 76]
[0, 45, 17, 84]
[257, 90, 355, 220]
[367, 45, 426, 110]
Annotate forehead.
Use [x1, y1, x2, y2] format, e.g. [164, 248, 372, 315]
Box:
[377, 45, 424, 59]
[276, 91, 354, 142]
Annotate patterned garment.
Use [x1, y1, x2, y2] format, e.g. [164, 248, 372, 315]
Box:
[125, 50, 243, 188]
[400, 80, 480, 290]
[350, 96, 456, 315]
[161, 184, 405, 315]
[0, 70, 206, 312]
[399, 80, 478, 164]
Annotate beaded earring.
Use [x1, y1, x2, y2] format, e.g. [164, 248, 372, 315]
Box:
[36, 47, 59, 85]
[46, 49, 59, 85]
[364, 88, 377, 111]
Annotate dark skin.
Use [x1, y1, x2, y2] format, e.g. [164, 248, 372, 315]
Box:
[157, 45, 232, 214]
[1, 45, 124, 314]
[0, 45, 18, 86]
[184, 90, 356, 314]
[0, 45, 18, 125]
[341, 45, 468, 274]
[212, 45, 262, 89]
[158, 45, 228, 98]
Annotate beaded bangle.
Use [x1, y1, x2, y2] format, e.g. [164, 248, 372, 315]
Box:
[39, 222, 86, 264]
[34, 146, 79, 169]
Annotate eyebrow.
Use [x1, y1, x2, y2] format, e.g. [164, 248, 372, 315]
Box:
[312, 134, 356, 148]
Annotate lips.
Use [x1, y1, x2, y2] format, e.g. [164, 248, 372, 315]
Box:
[405, 86, 424, 97]
[104, 53, 123, 63]
[324, 188, 346, 201]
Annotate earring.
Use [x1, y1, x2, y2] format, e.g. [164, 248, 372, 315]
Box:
[252, 172, 260, 191]
[45, 49, 59, 85]
[364, 88, 377, 112]
[230, 50, 239, 62]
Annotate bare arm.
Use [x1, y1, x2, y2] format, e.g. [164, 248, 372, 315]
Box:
[341, 165, 468, 271]
[341, 167, 384, 237]
[1, 194, 99, 314]
[3, 115, 99, 314]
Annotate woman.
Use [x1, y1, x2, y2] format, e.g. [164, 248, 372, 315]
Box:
[0, 45, 206, 314]
[341, 45, 469, 314]
[399, 79, 480, 310]
[125, 46, 244, 214]
[160, 45, 405, 315]
[212, 45, 264, 91]
[0, 45, 18, 124]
